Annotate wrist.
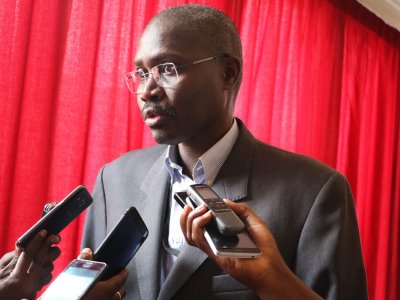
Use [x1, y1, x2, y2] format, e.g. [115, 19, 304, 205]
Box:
[253, 258, 284, 299]
[254, 257, 322, 300]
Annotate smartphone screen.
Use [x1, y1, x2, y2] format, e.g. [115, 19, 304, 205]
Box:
[39, 259, 107, 300]
[93, 207, 148, 280]
[17, 185, 93, 250]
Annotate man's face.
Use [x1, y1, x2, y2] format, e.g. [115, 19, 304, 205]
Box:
[133, 20, 233, 148]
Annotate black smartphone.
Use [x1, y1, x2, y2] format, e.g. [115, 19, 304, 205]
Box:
[187, 184, 245, 235]
[173, 190, 261, 258]
[93, 207, 149, 280]
[39, 259, 107, 300]
[16, 185, 93, 250]
[173, 191, 189, 208]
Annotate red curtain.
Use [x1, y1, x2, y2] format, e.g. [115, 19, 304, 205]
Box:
[1, 0, 399, 299]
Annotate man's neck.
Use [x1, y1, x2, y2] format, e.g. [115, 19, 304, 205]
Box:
[176, 118, 236, 178]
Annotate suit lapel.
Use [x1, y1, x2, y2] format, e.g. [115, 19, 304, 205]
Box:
[158, 244, 208, 299]
[132, 150, 170, 300]
[213, 119, 255, 201]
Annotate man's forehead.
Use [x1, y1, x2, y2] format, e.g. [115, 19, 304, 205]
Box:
[135, 23, 206, 64]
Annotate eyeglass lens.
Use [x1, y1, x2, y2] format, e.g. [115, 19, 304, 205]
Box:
[125, 63, 179, 94]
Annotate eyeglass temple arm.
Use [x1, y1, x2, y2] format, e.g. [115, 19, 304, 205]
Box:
[179, 54, 229, 68]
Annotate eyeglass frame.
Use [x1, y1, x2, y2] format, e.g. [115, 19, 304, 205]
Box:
[125, 53, 229, 94]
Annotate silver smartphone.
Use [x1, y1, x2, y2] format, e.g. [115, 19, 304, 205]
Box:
[203, 221, 261, 258]
[174, 191, 261, 258]
[39, 259, 107, 300]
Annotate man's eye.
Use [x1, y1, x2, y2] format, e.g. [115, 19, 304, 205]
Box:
[135, 70, 148, 80]
[159, 64, 176, 75]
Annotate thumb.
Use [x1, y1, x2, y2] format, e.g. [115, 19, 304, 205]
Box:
[78, 248, 93, 260]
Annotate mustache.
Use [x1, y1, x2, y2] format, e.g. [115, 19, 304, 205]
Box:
[141, 103, 177, 118]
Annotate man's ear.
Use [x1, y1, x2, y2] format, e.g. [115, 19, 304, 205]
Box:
[222, 56, 241, 90]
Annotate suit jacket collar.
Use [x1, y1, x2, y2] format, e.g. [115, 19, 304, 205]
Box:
[134, 118, 257, 300]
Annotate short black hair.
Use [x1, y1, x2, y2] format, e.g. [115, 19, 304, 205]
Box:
[147, 4, 243, 96]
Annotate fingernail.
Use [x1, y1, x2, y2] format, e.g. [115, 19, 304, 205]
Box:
[51, 236, 60, 244]
[40, 230, 47, 237]
[79, 248, 92, 258]
[198, 204, 207, 210]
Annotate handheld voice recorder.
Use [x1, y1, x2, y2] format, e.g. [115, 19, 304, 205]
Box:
[187, 184, 245, 236]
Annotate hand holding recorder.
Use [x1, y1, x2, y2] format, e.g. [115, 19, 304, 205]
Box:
[175, 187, 260, 258]
[180, 200, 323, 300]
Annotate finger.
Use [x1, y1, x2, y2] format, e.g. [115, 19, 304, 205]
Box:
[13, 230, 47, 276]
[46, 246, 61, 262]
[0, 250, 18, 266]
[222, 200, 250, 219]
[186, 205, 207, 245]
[28, 246, 60, 280]
[30, 245, 61, 272]
[191, 211, 213, 247]
[44, 234, 61, 246]
[31, 235, 60, 268]
[107, 268, 129, 298]
[23, 230, 48, 255]
[0, 255, 19, 278]
[112, 268, 129, 290]
[112, 290, 126, 300]
[223, 200, 274, 247]
[0, 250, 18, 268]
[78, 248, 93, 260]
[223, 200, 263, 226]
[39, 272, 53, 286]
[180, 205, 192, 241]
[40, 261, 55, 274]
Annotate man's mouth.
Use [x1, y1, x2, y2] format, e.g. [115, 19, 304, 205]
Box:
[141, 104, 176, 127]
[143, 109, 166, 127]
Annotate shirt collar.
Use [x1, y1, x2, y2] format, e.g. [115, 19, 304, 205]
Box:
[164, 119, 239, 186]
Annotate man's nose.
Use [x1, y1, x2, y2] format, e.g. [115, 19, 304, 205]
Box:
[140, 76, 164, 101]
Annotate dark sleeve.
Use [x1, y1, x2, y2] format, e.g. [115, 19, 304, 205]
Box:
[81, 166, 108, 251]
[295, 172, 368, 300]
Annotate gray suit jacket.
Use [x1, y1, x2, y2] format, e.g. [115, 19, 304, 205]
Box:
[81, 120, 367, 300]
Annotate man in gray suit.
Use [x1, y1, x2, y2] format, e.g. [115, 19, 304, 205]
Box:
[81, 4, 367, 300]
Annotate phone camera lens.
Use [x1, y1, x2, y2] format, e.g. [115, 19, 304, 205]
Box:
[77, 198, 86, 207]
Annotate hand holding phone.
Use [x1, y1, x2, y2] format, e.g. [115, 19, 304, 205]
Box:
[93, 207, 148, 280]
[187, 184, 245, 236]
[39, 259, 107, 300]
[16, 185, 93, 250]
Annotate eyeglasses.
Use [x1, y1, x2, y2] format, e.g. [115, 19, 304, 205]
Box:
[125, 54, 228, 94]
